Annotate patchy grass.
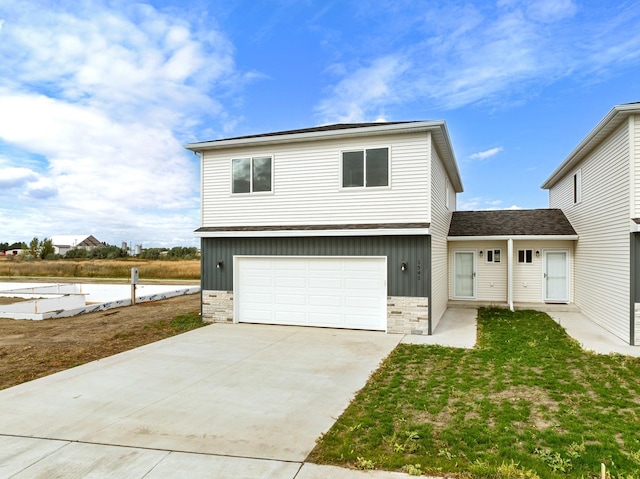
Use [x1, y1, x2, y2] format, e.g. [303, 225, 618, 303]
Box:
[308, 308, 640, 478]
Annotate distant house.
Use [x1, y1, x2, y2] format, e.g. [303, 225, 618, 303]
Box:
[542, 102, 640, 346]
[1, 248, 23, 256]
[51, 235, 103, 256]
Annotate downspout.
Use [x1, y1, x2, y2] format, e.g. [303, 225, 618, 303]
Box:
[508, 238, 514, 311]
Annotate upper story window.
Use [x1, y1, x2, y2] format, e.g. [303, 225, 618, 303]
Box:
[232, 156, 272, 193]
[573, 169, 581, 204]
[342, 147, 389, 188]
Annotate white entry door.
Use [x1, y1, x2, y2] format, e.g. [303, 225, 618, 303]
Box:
[235, 256, 387, 331]
[454, 251, 476, 299]
[544, 251, 569, 302]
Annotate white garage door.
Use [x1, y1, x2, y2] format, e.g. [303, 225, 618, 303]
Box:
[235, 256, 387, 331]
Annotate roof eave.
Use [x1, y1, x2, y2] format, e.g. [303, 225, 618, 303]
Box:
[447, 235, 579, 241]
[541, 104, 640, 189]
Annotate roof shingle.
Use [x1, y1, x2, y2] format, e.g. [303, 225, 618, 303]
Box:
[448, 209, 576, 237]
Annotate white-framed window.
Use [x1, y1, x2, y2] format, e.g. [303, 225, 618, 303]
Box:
[573, 169, 581, 204]
[232, 156, 272, 194]
[518, 249, 533, 264]
[486, 249, 501, 263]
[342, 147, 389, 188]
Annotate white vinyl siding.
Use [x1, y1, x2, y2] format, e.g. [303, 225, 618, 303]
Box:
[430, 141, 453, 330]
[513, 240, 574, 303]
[549, 122, 630, 342]
[449, 241, 506, 302]
[633, 115, 640, 216]
[447, 240, 575, 304]
[201, 132, 431, 227]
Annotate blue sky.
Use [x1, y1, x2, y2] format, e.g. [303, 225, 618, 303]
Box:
[1, 0, 639, 247]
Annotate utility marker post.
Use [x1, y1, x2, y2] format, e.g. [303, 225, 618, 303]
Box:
[131, 267, 139, 305]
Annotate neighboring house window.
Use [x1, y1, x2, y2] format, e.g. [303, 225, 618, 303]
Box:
[518, 249, 533, 264]
[573, 169, 581, 204]
[486, 249, 501, 263]
[232, 157, 272, 193]
[342, 147, 389, 188]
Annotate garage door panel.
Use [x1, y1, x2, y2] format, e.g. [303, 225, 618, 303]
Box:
[309, 313, 342, 325]
[275, 294, 307, 305]
[237, 257, 386, 331]
[275, 277, 307, 288]
[309, 294, 342, 307]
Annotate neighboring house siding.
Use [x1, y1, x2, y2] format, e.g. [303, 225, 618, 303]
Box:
[634, 115, 640, 216]
[549, 123, 630, 341]
[430, 142, 453, 330]
[201, 235, 431, 298]
[201, 132, 431, 227]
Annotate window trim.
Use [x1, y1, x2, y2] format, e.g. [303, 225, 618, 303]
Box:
[231, 155, 274, 195]
[517, 249, 533, 264]
[573, 169, 582, 204]
[340, 146, 391, 189]
[486, 249, 501, 263]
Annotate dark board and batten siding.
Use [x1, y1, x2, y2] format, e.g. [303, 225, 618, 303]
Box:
[201, 236, 431, 298]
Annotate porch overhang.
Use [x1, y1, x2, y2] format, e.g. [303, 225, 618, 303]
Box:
[447, 234, 579, 241]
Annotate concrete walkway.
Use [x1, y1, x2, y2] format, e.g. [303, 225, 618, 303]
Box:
[548, 311, 640, 356]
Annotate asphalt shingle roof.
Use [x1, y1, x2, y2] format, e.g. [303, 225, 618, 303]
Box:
[448, 209, 577, 237]
[188, 122, 418, 145]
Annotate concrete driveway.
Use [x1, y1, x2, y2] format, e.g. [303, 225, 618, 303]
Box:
[0, 323, 402, 478]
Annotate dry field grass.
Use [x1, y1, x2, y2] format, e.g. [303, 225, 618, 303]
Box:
[0, 257, 200, 280]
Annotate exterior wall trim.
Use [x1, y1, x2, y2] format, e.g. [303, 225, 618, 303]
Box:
[448, 235, 579, 241]
[197, 228, 430, 238]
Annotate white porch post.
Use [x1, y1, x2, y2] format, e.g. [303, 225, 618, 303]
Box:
[507, 238, 514, 311]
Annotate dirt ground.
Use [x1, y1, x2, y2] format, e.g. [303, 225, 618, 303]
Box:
[0, 293, 202, 390]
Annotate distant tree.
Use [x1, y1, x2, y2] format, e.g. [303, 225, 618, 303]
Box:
[64, 248, 87, 259]
[28, 237, 39, 259]
[39, 238, 55, 259]
[9, 242, 26, 250]
[0, 242, 8, 252]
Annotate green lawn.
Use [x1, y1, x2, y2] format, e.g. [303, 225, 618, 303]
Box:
[308, 308, 640, 478]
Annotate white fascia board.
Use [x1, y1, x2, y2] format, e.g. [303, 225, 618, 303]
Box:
[185, 121, 445, 151]
[196, 228, 430, 238]
[447, 235, 579, 241]
[541, 104, 640, 190]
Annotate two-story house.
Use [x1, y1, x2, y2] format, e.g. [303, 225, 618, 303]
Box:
[542, 102, 640, 346]
[185, 121, 463, 335]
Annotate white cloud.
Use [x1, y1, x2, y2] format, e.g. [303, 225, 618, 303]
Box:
[457, 197, 504, 211]
[0, 1, 242, 246]
[316, 1, 640, 121]
[316, 56, 410, 122]
[470, 147, 503, 160]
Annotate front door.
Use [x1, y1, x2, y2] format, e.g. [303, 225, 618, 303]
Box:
[454, 251, 476, 299]
[544, 250, 569, 302]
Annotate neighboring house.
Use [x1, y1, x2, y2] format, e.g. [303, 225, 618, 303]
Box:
[447, 209, 577, 308]
[185, 121, 463, 334]
[51, 235, 103, 255]
[1, 248, 23, 256]
[542, 102, 640, 346]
